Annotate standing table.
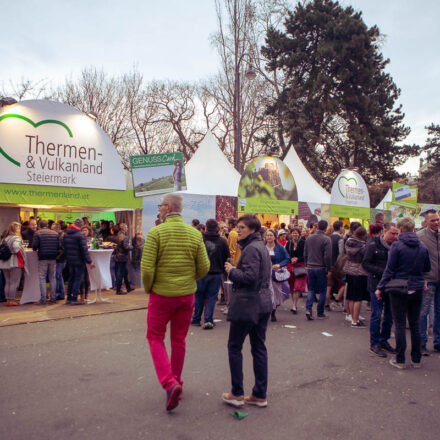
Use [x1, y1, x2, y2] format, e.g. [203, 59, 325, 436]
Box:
[87, 249, 114, 304]
[20, 250, 40, 304]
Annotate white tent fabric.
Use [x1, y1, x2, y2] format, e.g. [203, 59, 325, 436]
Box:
[283, 147, 331, 203]
[375, 189, 392, 209]
[184, 131, 241, 196]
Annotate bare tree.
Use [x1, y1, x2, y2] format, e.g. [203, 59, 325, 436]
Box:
[0, 78, 53, 101]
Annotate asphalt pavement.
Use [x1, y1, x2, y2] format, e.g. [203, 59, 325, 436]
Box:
[1, 299, 439, 440]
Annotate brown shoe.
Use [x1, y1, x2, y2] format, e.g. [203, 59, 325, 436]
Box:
[221, 392, 244, 407]
[244, 395, 267, 407]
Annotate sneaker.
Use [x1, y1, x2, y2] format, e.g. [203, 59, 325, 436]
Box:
[317, 314, 328, 320]
[69, 300, 85, 305]
[421, 345, 430, 356]
[290, 308, 297, 315]
[245, 395, 267, 408]
[202, 322, 214, 330]
[166, 384, 182, 411]
[345, 314, 353, 323]
[305, 311, 313, 321]
[331, 302, 344, 311]
[221, 392, 244, 407]
[379, 342, 396, 354]
[325, 305, 331, 312]
[411, 362, 422, 369]
[351, 321, 366, 328]
[369, 346, 387, 358]
[359, 315, 366, 321]
[191, 320, 201, 326]
[389, 358, 406, 369]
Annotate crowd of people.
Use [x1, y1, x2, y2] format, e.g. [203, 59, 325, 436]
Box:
[141, 193, 440, 412]
[0, 217, 144, 306]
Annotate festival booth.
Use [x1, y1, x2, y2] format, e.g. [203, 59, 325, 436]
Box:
[0, 99, 142, 304]
[141, 132, 241, 234]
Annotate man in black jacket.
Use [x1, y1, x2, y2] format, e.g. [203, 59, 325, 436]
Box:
[63, 218, 95, 305]
[362, 222, 399, 357]
[33, 220, 60, 304]
[191, 219, 230, 328]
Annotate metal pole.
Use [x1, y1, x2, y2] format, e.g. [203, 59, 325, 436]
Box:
[236, 71, 242, 172]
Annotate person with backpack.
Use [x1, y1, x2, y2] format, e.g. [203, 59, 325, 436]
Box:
[191, 219, 230, 329]
[0, 222, 28, 306]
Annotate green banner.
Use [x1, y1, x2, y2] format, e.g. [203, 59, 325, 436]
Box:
[238, 198, 298, 215]
[391, 182, 418, 208]
[0, 183, 141, 209]
[330, 204, 370, 219]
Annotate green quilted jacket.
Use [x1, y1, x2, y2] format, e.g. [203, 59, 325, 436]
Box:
[141, 214, 210, 297]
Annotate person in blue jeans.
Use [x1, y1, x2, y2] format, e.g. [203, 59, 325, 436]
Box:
[304, 220, 332, 320]
[376, 217, 431, 369]
[362, 223, 399, 357]
[191, 219, 230, 329]
[417, 210, 440, 354]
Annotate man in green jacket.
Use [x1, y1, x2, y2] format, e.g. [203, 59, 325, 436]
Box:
[141, 193, 210, 411]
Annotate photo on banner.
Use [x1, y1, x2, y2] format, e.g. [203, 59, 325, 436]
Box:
[298, 202, 322, 228]
[370, 208, 392, 225]
[142, 193, 216, 236]
[238, 155, 298, 215]
[130, 152, 187, 197]
[391, 182, 418, 208]
[216, 196, 238, 221]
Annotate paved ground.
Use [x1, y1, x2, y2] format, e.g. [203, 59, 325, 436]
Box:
[0, 288, 147, 327]
[1, 298, 439, 440]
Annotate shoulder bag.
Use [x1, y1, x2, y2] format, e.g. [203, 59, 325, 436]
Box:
[383, 246, 420, 295]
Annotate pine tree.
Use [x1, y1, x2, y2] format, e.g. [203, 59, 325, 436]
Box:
[262, 0, 419, 189]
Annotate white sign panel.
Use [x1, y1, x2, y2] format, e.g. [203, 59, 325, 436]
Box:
[330, 169, 370, 208]
[0, 100, 125, 190]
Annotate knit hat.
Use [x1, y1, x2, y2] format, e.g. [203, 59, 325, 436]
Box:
[74, 218, 84, 228]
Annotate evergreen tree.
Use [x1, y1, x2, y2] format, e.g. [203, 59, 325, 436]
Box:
[417, 123, 440, 203]
[262, 0, 418, 189]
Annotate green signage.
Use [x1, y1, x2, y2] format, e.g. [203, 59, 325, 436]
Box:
[330, 204, 370, 219]
[237, 155, 298, 215]
[130, 152, 186, 197]
[0, 183, 141, 209]
[391, 182, 418, 208]
[238, 199, 298, 215]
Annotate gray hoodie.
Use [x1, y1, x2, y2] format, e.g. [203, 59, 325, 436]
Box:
[417, 227, 440, 282]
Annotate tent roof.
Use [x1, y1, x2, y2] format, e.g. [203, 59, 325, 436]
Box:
[375, 188, 392, 209]
[184, 131, 241, 196]
[283, 147, 331, 204]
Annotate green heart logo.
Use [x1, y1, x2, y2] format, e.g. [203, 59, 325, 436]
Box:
[338, 176, 357, 198]
[0, 113, 74, 167]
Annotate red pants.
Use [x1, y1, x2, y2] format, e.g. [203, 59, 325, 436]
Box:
[146, 292, 195, 391]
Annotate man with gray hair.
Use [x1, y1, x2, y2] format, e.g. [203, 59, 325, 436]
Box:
[141, 193, 210, 411]
[417, 210, 440, 354]
[32, 219, 60, 304]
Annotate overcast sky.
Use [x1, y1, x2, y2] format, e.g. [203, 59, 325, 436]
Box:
[1, 0, 439, 174]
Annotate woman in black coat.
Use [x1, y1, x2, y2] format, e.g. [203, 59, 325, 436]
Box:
[222, 214, 272, 409]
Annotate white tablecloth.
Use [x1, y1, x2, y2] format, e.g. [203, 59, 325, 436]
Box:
[87, 250, 113, 291]
[20, 250, 40, 304]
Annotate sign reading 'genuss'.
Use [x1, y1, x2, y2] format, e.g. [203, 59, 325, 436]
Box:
[0, 100, 126, 190]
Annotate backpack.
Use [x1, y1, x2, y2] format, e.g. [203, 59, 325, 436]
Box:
[0, 240, 12, 261]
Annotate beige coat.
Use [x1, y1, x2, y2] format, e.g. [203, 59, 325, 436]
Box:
[0, 235, 28, 275]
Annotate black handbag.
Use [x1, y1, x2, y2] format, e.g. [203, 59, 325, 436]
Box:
[292, 265, 306, 277]
[383, 246, 420, 295]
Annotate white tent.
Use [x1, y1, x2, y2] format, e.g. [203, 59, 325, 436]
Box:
[375, 189, 392, 209]
[184, 131, 241, 196]
[283, 147, 331, 203]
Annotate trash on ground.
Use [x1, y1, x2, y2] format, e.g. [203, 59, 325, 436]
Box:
[322, 332, 333, 337]
[231, 411, 248, 420]
[284, 325, 296, 329]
